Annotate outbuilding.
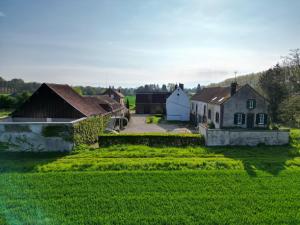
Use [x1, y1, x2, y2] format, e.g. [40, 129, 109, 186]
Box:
[166, 84, 190, 121]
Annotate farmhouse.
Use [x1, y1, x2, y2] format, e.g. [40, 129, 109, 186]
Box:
[166, 84, 190, 121]
[191, 82, 269, 129]
[135, 91, 170, 114]
[102, 87, 125, 105]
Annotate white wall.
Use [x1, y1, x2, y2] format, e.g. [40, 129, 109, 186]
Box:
[207, 104, 221, 128]
[190, 100, 207, 124]
[166, 87, 190, 121]
[199, 127, 289, 146]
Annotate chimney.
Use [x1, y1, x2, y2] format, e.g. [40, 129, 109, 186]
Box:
[179, 83, 184, 90]
[231, 82, 237, 96]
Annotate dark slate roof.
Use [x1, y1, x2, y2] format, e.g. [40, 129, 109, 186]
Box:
[46, 83, 108, 116]
[84, 95, 125, 113]
[191, 86, 241, 104]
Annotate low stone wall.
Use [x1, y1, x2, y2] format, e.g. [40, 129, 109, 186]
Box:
[0, 122, 74, 152]
[199, 125, 289, 146]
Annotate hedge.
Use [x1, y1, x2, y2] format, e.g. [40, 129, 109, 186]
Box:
[99, 133, 205, 147]
[74, 115, 110, 145]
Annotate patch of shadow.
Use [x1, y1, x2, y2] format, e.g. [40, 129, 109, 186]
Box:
[0, 151, 72, 173]
[206, 144, 299, 177]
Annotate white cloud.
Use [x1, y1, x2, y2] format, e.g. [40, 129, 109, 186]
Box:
[0, 12, 6, 17]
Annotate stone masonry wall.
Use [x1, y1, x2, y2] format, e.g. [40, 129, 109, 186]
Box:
[0, 123, 74, 152]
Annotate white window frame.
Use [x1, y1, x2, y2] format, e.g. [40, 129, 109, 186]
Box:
[237, 113, 242, 125]
[258, 114, 264, 125]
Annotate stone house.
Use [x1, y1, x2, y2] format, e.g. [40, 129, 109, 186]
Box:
[103, 87, 125, 105]
[166, 84, 190, 121]
[190, 82, 269, 129]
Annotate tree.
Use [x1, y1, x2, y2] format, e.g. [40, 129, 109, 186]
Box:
[259, 64, 288, 122]
[73, 86, 83, 95]
[279, 95, 300, 128]
[126, 98, 130, 109]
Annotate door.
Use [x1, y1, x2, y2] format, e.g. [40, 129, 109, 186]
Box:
[247, 113, 254, 128]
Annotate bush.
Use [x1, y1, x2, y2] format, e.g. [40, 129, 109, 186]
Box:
[208, 122, 215, 129]
[99, 133, 205, 147]
[74, 115, 110, 145]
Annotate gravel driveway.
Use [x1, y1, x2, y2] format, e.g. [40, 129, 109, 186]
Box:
[121, 114, 194, 133]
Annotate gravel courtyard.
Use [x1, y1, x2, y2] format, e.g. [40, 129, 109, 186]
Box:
[121, 114, 195, 133]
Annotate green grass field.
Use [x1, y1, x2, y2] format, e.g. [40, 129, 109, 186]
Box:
[0, 129, 299, 224]
[125, 95, 136, 110]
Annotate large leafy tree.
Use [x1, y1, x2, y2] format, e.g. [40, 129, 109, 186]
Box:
[259, 64, 288, 122]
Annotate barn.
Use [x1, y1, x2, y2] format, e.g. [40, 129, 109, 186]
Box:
[135, 92, 170, 114]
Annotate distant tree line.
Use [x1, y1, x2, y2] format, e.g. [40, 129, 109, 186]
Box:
[135, 83, 201, 95]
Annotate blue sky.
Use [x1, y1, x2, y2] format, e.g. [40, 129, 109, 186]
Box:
[0, 0, 299, 87]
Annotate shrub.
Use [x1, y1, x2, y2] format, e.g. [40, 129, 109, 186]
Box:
[208, 122, 215, 129]
[99, 133, 205, 147]
[73, 115, 110, 145]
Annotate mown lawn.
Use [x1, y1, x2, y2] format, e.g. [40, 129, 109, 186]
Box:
[0, 129, 299, 224]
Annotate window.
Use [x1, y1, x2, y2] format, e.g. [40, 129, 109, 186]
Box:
[247, 99, 256, 109]
[234, 113, 245, 125]
[237, 113, 242, 125]
[256, 113, 266, 125]
[215, 112, 219, 123]
[208, 109, 211, 119]
[203, 105, 206, 115]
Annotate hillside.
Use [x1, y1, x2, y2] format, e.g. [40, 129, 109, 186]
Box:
[208, 72, 263, 90]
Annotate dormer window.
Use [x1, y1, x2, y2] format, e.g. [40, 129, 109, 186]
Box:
[247, 99, 256, 109]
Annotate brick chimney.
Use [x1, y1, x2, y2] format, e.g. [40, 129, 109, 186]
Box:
[231, 82, 237, 96]
[179, 83, 184, 90]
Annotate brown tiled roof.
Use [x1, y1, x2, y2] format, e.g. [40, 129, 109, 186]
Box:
[46, 83, 108, 116]
[103, 88, 124, 98]
[191, 86, 241, 104]
[84, 95, 125, 113]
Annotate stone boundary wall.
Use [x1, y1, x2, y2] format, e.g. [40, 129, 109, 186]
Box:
[199, 124, 289, 146]
[0, 120, 82, 152]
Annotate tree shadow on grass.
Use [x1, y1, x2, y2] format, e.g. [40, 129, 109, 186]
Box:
[206, 144, 299, 177]
[0, 151, 72, 173]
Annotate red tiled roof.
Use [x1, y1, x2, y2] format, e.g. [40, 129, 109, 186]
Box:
[84, 95, 125, 113]
[46, 83, 108, 116]
[103, 88, 124, 98]
[191, 86, 241, 104]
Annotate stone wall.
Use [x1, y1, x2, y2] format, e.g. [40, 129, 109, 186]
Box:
[0, 122, 74, 152]
[199, 125, 289, 146]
